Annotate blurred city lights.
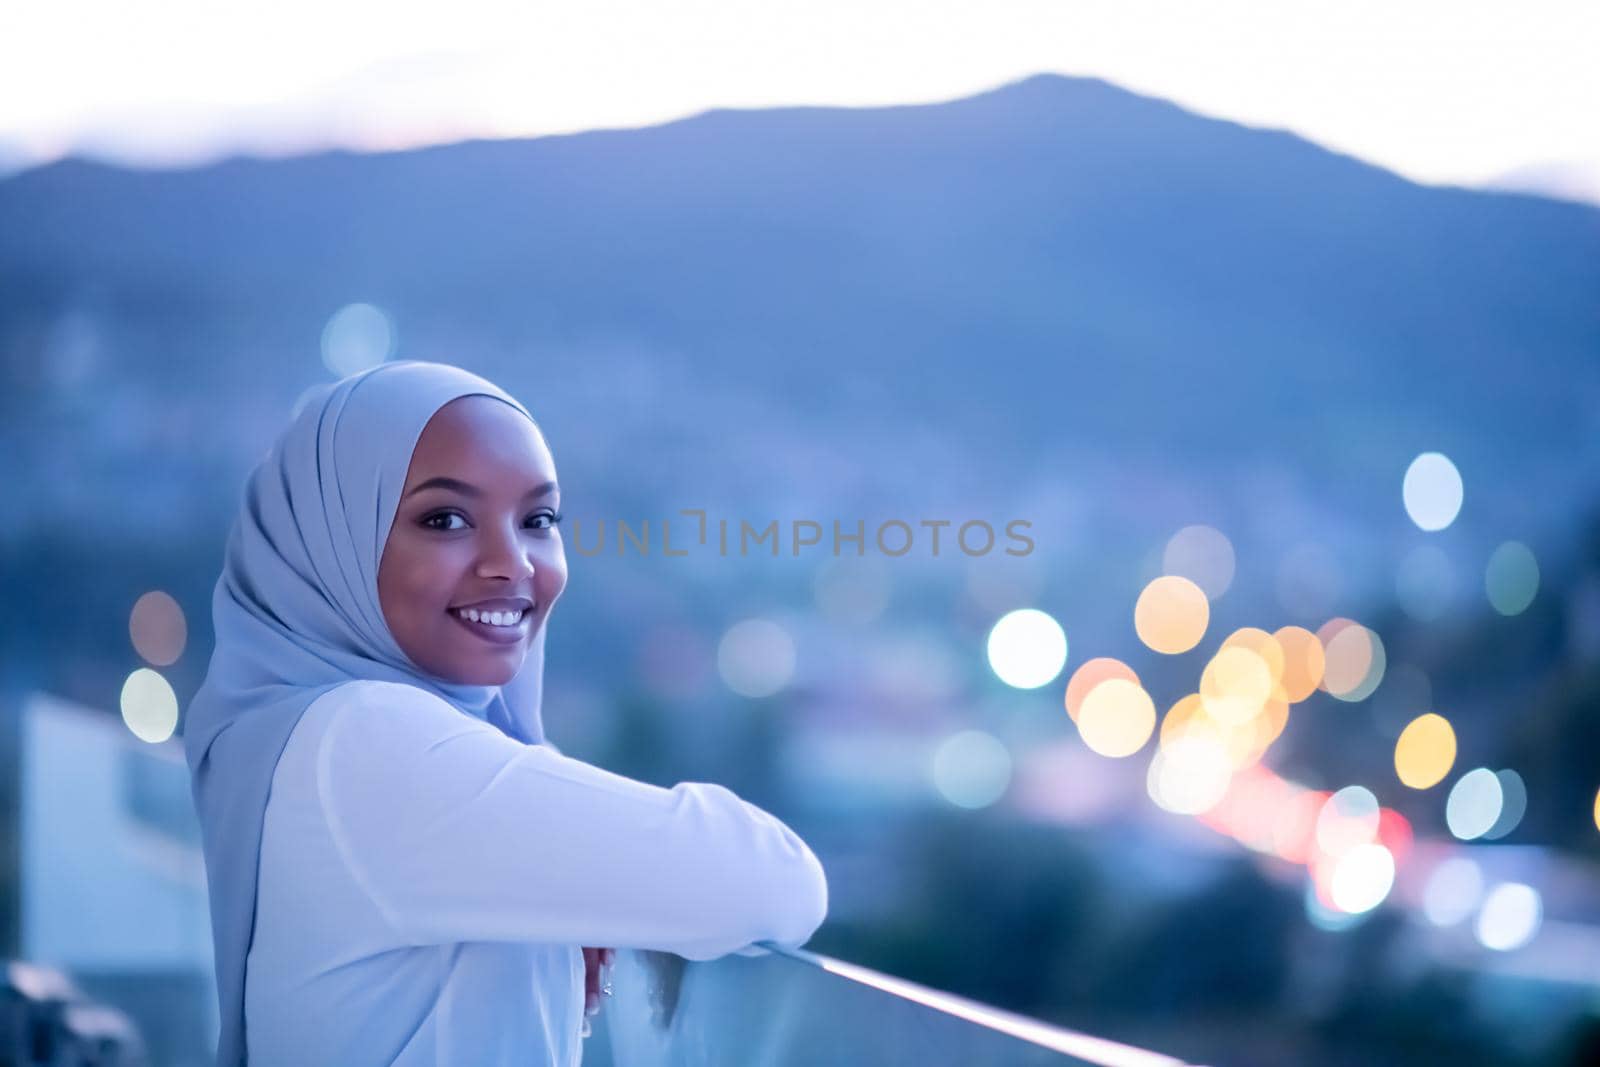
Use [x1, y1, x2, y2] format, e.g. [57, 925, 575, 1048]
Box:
[1064, 657, 1139, 723]
[1199, 645, 1274, 727]
[1161, 524, 1235, 599]
[716, 618, 796, 698]
[985, 608, 1068, 689]
[1402, 451, 1463, 531]
[1303, 880, 1365, 931]
[320, 302, 395, 376]
[1317, 618, 1386, 702]
[1272, 625, 1326, 702]
[1375, 808, 1414, 864]
[1134, 575, 1209, 654]
[1316, 786, 1381, 855]
[1484, 541, 1540, 616]
[1147, 733, 1233, 814]
[1483, 769, 1527, 840]
[1329, 843, 1396, 914]
[1271, 789, 1328, 864]
[1446, 768, 1505, 841]
[931, 730, 1013, 809]
[1220, 627, 1285, 686]
[1076, 677, 1156, 758]
[120, 667, 179, 742]
[128, 589, 187, 667]
[1475, 882, 1542, 951]
[1395, 545, 1458, 622]
[1394, 713, 1457, 789]
[1422, 856, 1485, 927]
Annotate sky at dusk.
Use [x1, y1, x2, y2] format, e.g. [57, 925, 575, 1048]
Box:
[2, 0, 1597, 204]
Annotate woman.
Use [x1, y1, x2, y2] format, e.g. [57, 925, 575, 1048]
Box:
[182, 360, 829, 1066]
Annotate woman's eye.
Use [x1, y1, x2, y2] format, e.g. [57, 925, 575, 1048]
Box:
[421, 510, 562, 532]
[422, 511, 467, 532]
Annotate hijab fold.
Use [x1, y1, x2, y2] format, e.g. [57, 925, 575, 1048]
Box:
[181, 360, 550, 1067]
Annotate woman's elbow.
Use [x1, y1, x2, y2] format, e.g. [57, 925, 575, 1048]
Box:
[770, 840, 829, 948]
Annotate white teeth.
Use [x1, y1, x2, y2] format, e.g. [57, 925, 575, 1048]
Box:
[456, 607, 525, 627]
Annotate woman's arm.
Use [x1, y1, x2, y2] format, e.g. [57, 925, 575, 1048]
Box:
[311, 680, 828, 959]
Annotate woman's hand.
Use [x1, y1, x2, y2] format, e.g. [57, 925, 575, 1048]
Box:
[580, 947, 616, 1036]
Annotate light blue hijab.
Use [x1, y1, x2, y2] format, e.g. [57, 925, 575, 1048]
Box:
[180, 360, 552, 1067]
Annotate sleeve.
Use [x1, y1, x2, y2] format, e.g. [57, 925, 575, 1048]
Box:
[313, 682, 829, 960]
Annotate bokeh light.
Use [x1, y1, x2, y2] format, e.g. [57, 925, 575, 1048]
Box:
[1423, 856, 1484, 927]
[1076, 678, 1157, 758]
[1446, 768, 1504, 841]
[1375, 808, 1414, 864]
[1162, 524, 1235, 599]
[1329, 843, 1396, 914]
[1395, 545, 1457, 622]
[931, 730, 1013, 809]
[1402, 451, 1463, 532]
[1272, 789, 1329, 864]
[1304, 879, 1365, 932]
[1393, 713, 1456, 789]
[1134, 575, 1209, 654]
[1064, 657, 1139, 723]
[986, 608, 1068, 689]
[1199, 644, 1274, 726]
[1273, 625, 1326, 702]
[1316, 786, 1380, 855]
[1317, 618, 1386, 702]
[1483, 769, 1527, 839]
[120, 668, 179, 743]
[1220, 627, 1285, 686]
[1147, 733, 1233, 814]
[321, 302, 395, 376]
[129, 589, 187, 667]
[1475, 882, 1542, 952]
[716, 618, 796, 698]
[1484, 541, 1540, 616]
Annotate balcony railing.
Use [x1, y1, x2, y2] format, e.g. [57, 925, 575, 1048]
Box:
[11, 690, 1200, 1066]
[586, 942, 1199, 1066]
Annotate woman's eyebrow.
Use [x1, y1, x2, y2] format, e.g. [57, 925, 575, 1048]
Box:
[404, 476, 558, 500]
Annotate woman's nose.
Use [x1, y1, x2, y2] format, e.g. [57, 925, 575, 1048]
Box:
[476, 521, 536, 581]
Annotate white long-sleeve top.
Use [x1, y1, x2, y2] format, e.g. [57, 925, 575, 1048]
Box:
[244, 678, 829, 1067]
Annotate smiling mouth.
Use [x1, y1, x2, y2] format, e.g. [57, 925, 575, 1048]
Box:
[447, 606, 533, 646]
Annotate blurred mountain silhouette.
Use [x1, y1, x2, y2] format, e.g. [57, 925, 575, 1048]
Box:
[1, 71, 1597, 719]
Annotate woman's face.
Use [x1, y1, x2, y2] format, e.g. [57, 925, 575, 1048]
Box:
[378, 395, 567, 686]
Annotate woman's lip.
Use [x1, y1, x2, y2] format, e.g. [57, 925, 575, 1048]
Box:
[447, 607, 532, 646]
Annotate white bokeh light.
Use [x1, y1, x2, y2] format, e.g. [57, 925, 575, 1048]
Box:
[1146, 734, 1233, 815]
[1402, 452, 1464, 532]
[120, 667, 179, 743]
[321, 302, 395, 376]
[1446, 768, 1504, 841]
[986, 608, 1067, 689]
[1329, 843, 1396, 914]
[716, 618, 796, 698]
[1475, 882, 1542, 951]
[931, 729, 1013, 809]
